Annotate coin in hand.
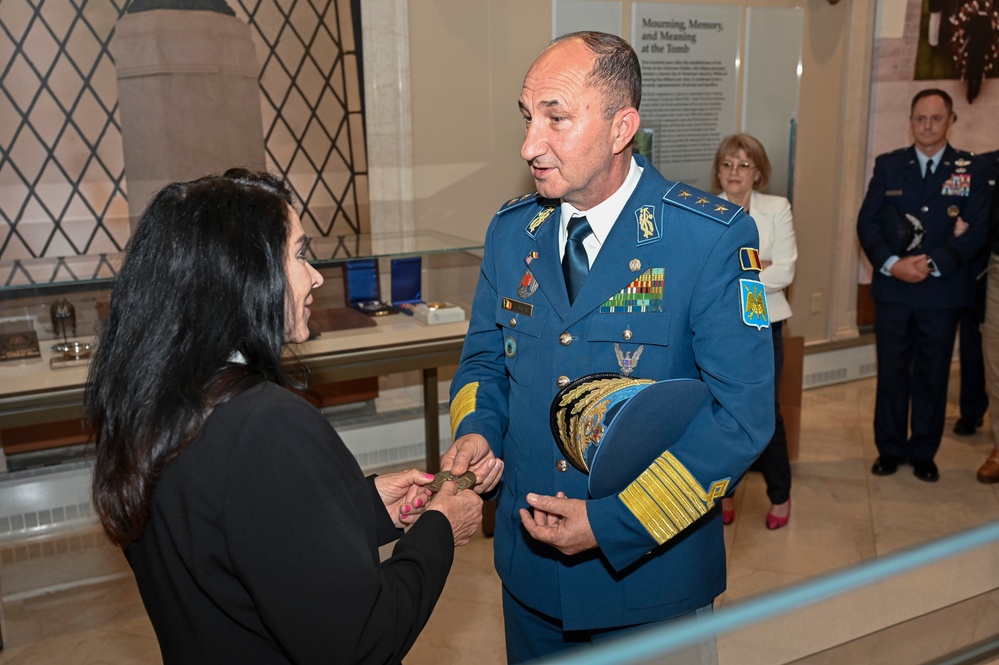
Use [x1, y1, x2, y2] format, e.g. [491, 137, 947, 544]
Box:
[427, 469, 476, 492]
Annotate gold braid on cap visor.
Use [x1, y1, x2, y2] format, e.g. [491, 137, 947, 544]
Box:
[554, 376, 654, 473]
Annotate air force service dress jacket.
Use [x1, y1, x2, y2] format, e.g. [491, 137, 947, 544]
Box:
[857, 145, 992, 308]
[449, 155, 775, 630]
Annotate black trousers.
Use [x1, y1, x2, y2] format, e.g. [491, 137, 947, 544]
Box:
[959, 307, 989, 421]
[729, 320, 792, 504]
[874, 301, 961, 461]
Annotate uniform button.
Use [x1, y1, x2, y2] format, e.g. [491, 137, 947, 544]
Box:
[559, 332, 572, 346]
[556, 460, 568, 472]
[622, 329, 633, 341]
[557, 375, 570, 388]
[921, 206, 929, 213]
[510, 318, 517, 327]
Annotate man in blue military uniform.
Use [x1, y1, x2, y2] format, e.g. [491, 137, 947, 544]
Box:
[857, 88, 992, 482]
[441, 32, 775, 663]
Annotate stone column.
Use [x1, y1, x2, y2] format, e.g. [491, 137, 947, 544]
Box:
[114, 2, 266, 227]
[361, 0, 416, 235]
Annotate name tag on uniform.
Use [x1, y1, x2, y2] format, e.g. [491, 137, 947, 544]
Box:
[502, 297, 533, 316]
[886, 190, 903, 196]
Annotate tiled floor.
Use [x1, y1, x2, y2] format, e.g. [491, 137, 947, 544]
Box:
[1, 368, 997, 664]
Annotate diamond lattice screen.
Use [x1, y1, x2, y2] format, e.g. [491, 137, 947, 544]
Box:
[232, 0, 369, 238]
[0, 0, 368, 271]
[0, 0, 130, 263]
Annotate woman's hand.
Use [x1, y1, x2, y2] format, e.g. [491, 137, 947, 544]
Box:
[441, 433, 504, 494]
[374, 469, 435, 529]
[426, 482, 483, 546]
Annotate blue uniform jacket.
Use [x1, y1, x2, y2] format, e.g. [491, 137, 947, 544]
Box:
[449, 156, 775, 630]
[857, 145, 992, 308]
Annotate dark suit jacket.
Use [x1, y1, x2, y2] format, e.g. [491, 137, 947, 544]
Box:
[126, 381, 454, 664]
[857, 144, 991, 308]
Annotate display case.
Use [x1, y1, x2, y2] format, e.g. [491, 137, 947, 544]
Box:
[0, 231, 484, 471]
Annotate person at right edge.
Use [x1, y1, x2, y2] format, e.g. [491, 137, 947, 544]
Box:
[973, 150, 999, 483]
[441, 32, 774, 663]
[857, 88, 991, 483]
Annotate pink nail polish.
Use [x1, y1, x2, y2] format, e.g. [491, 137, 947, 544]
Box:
[402, 505, 411, 514]
[415, 499, 424, 507]
[425, 473, 435, 479]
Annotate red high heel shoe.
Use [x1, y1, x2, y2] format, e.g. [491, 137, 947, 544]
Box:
[766, 500, 791, 530]
[722, 498, 735, 525]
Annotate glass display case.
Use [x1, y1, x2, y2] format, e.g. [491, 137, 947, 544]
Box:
[0, 231, 484, 471]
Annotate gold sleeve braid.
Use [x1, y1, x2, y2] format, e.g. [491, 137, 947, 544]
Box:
[618, 452, 730, 545]
[449, 382, 479, 441]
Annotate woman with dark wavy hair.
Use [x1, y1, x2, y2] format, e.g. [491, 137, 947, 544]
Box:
[86, 169, 493, 664]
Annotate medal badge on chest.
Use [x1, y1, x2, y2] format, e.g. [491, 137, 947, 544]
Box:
[614, 343, 644, 376]
[517, 253, 539, 299]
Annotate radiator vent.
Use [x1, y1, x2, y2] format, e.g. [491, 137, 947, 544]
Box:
[803, 367, 849, 388]
[0, 463, 96, 542]
[0, 502, 94, 540]
[801, 342, 877, 389]
[353, 442, 426, 470]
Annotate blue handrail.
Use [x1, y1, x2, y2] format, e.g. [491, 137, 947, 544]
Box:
[536, 520, 999, 664]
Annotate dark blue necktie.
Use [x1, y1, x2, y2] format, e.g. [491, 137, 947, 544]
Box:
[562, 216, 592, 305]
[924, 158, 934, 184]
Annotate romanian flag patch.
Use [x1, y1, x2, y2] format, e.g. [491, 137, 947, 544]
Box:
[739, 247, 762, 272]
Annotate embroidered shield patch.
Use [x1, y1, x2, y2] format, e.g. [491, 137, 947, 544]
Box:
[739, 279, 770, 329]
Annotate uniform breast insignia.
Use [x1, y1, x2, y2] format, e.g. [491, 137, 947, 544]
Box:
[517, 265, 539, 299]
[662, 182, 743, 226]
[739, 247, 762, 271]
[614, 343, 644, 376]
[955, 158, 972, 167]
[740, 279, 770, 329]
[502, 297, 533, 317]
[947, 205, 961, 218]
[629, 258, 642, 272]
[504, 336, 517, 358]
[942, 174, 971, 196]
[599, 268, 664, 313]
[886, 190, 903, 197]
[526, 206, 555, 237]
[634, 205, 661, 244]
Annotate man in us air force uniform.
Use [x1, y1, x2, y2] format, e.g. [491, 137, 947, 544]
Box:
[441, 31, 774, 663]
[858, 88, 992, 483]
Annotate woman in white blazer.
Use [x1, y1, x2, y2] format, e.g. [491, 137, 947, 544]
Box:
[713, 133, 799, 530]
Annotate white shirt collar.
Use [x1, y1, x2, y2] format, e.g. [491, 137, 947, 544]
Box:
[228, 350, 247, 365]
[560, 157, 644, 248]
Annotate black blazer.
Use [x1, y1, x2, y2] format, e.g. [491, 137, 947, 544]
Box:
[126, 381, 453, 664]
